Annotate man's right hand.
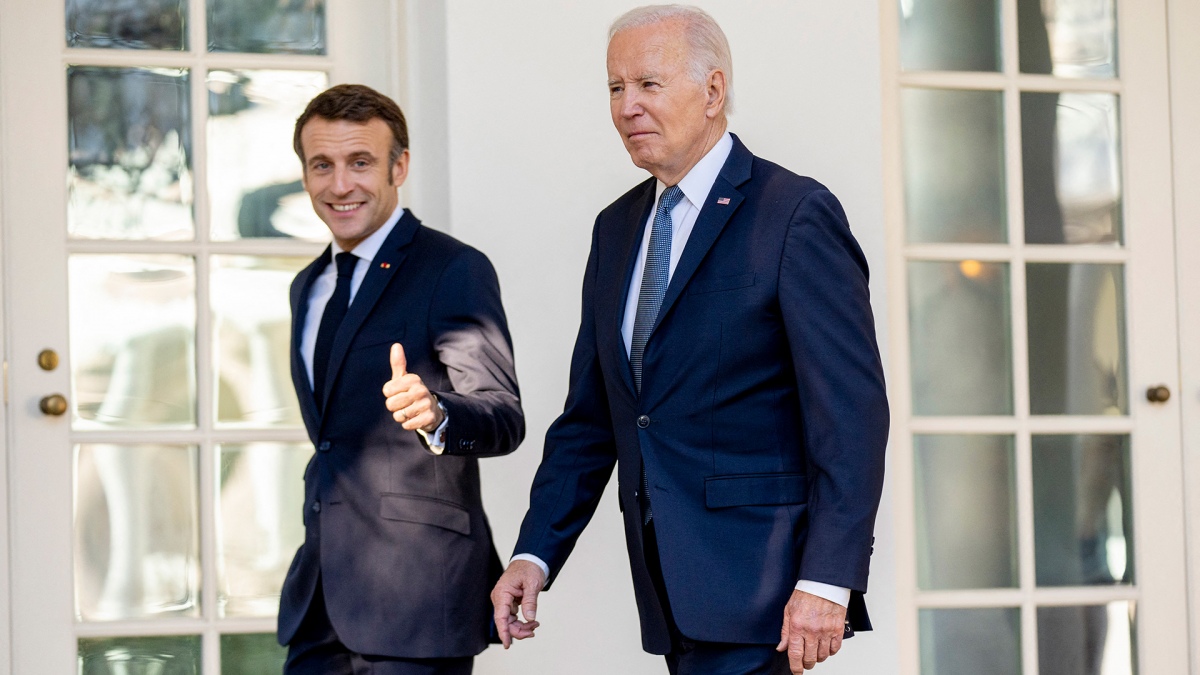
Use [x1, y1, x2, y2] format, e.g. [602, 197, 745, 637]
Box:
[490, 559, 546, 648]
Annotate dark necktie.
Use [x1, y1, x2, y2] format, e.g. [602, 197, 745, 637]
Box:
[630, 185, 684, 524]
[312, 251, 358, 408]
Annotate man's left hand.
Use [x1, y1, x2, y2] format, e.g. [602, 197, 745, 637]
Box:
[383, 343, 445, 433]
[777, 590, 847, 672]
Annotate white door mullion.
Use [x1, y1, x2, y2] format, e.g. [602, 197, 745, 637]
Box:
[192, 57, 211, 253]
[203, 626, 221, 675]
[199, 438, 220, 674]
[65, 239, 327, 258]
[191, 2, 223, 664]
[189, 0, 206, 56]
[996, 0, 1044, 654]
[71, 428, 311, 445]
[61, 49, 332, 71]
[898, 71, 1007, 91]
[72, 615, 276, 638]
[1000, 0, 1018, 78]
[1015, 430, 1039, 675]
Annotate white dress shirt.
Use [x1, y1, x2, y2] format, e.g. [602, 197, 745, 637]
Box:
[302, 204, 448, 452]
[514, 133, 850, 608]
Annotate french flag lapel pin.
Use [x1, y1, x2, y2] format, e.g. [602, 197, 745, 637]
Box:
[716, 197, 731, 205]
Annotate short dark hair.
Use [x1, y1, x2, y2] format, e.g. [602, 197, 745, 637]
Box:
[293, 83, 409, 168]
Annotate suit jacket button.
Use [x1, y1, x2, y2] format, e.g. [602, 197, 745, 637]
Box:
[311, 502, 321, 513]
[318, 441, 331, 453]
[459, 439, 475, 450]
[636, 415, 651, 429]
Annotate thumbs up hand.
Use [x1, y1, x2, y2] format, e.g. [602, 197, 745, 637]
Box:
[383, 343, 444, 432]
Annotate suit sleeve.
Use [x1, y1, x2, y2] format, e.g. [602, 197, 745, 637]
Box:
[512, 220, 618, 588]
[427, 246, 525, 458]
[779, 189, 889, 592]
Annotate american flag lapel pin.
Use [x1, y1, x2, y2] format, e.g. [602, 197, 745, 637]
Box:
[716, 197, 731, 205]
[380, 262, 391, 269]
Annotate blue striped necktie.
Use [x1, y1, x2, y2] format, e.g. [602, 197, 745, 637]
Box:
[630, 184, 683, 525]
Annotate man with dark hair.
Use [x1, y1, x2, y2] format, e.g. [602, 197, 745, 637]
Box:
[491, 6, 888, 674]
[278, 83, 524, 675]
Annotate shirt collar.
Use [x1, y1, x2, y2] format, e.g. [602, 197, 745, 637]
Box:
[656, 131, 734, 209]
[330, 203, 404, 264]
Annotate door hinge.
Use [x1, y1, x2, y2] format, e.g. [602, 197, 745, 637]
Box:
[3, 360, 8, 405]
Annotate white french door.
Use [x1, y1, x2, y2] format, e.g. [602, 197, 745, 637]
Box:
[882, 0, 1193, 672]
[1, 1, 397, 672]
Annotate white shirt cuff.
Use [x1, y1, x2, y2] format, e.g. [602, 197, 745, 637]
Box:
[795, 580, 851, 607]
[416, 400, 449, 455]
[510, 553, 550, 580]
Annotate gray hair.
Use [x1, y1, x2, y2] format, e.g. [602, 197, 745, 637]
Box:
[608, 4, 734, 114]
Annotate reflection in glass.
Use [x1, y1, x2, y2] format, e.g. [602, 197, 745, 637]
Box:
[902, 88, 1006, 243]
[1034, 435, 1133, 586]
[916, 435, 1018, 589]
[899, 0, 1002, 72]
[920, 607, 1021, 675]
[217, 443, 312, 617]
[1023, 93, 1122, 244]
[1019, 0, 1118, 78]
[74, 444, 200, 621]
[909, 261, 1013, 415]
[1027, 263, 1127, 415]
[221, 634, 287, 674]
[70, 255, 196, 429]
[68, 67, 193, 240]
[66, 0, 188, 50]
[213, 257, 309, 427]
[208, 70, 328, 241]
[207, 0, 326, 54]
[79, 636, 201, 674]
[1038, 603, 1137, 675]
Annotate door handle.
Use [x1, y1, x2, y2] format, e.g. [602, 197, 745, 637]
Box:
[39, 393, 68, 416]
[1145, 385, 1171, 404]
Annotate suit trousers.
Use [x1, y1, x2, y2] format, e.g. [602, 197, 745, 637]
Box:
[284, 576, 474, 675]
[642, 522, 791, 675]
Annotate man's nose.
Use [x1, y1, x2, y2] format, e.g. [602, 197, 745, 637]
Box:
[618, 91, 642, 118]
[331, 166, 353, 194]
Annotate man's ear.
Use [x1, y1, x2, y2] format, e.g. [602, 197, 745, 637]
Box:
[391, 149, 411, 188]
[705, 69, 727, 119]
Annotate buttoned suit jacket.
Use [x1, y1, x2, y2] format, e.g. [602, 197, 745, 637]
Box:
[513, 135, 889, 653]
[277, 209, 524, 658]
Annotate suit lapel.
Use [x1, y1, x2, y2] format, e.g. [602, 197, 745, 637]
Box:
[318, 210, 418, 416]
[612, 179, 658, 397]
[651, 135, 754, 336]
[291, 249, 328, 438]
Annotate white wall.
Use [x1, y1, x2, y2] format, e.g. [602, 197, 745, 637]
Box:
[0, 0, 11, 662]
[407, 2, 897, 672]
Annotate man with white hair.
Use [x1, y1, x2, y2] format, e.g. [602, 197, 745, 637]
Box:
[492, 5, 888, 673]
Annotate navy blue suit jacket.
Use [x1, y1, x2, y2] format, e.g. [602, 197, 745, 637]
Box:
[277, 210, 524, 658]
[514, 136, 888, 653]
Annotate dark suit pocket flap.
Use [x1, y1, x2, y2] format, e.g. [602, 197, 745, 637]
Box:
[380, 494, 470, 535]
[705, 473, 807, 508]
[689, 273, 755, 295]
[352, 323, 407, 351]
